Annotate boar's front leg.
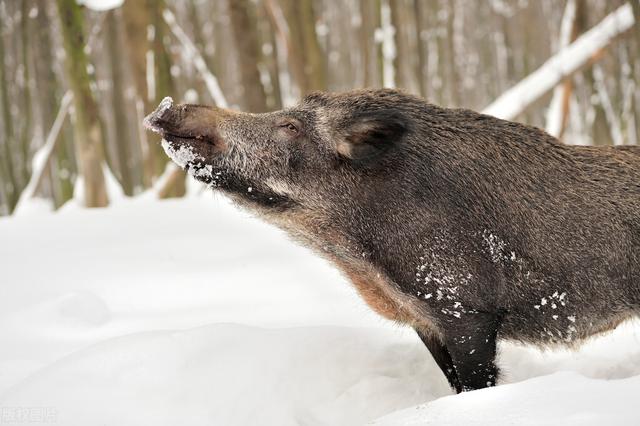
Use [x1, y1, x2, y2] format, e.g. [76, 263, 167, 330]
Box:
[441, 311, 503, 392]
[415, 329, 462, 393]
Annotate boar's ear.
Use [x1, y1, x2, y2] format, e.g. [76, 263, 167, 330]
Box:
[336, 111, 408, 161]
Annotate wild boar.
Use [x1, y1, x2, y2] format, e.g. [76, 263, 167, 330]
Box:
[144, 89, 640, 392]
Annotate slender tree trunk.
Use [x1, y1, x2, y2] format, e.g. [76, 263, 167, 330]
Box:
[260, 2, 283, 109]
[123, 0, 180, 191]
[121, 0, 154, 188]
[546, 0, 578, 139]
[298, 0, 326, 93]
[444, 0, 460, 106]
[575, 0, 611, 146]
[33, 2, 74, 207]
[155, 4, 186, 198]
[629, 0, 640, 140]
[106, 9, 134, 195]
[0, 20, 18, 211]
[359, 0, 383, 88]
[123, 0, 158, 188]
[56, 0, 109, 207]
[122, 0, 151, 105]
[19, 0, 33, 187]
[151, 3, 180, 188]
[390, 0, 419, 93]
[432, 0, 447, 104]
[279, 0, 327, 95]
[228, 0, 268, 112]
[413, 0, 428, 98]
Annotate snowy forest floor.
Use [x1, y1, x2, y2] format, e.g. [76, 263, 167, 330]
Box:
[1, 195, 639, 425]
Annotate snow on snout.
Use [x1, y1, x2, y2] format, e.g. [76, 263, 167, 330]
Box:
[143, 96, 175, 134]
[161, 139, 204, 169]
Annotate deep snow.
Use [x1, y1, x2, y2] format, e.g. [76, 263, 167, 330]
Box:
[1, 195, 639, 425]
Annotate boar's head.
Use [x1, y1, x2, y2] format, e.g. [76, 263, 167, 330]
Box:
[143, 90, 412, 219]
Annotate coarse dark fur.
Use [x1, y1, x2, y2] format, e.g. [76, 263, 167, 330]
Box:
[144, 89, 640, 393]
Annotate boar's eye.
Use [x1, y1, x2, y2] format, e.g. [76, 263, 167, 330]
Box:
[279, 122, 299, 135]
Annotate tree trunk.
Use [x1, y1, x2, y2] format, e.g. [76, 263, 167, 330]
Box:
[123, 0, 179, 190]
[545, 0, 578, 139]
[121, 0, 155, 188]
[444, 0, 460, 106]
[0, 17, 18, 211]
[151, 3, 180, 188]
[106, 9, 135, 195]
[359, 0, 383, 88]
[55, 0, 109, 207]
[32, 2, 74, 207]
[19, 0, 33, 187]
[629, 0, 640, 143]
[122, 0, 151, 105]
[279, 0, 327, 95]
[413, 0, 428, 98]
[390, 0, 419, 93]
[575, 0, 611, 146]
[228, 0, 268, 112]
[259, 2, 283, 109]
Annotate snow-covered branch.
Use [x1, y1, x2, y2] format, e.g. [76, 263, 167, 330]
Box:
[14, 91, 73, 214]
[484, 3, 635, 121]
[162, 9, 228, 108]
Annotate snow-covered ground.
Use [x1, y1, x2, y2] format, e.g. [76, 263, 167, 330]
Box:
[1, 195, 639, 425]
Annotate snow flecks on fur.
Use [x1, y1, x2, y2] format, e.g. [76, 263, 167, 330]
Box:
[536, 290, 578, 343]
[482, 231, 508, 263]
[480, 230, 578, 334]
[414, 233, 473, 319]
[481, 230, 521, 267]
[415, 228, 583, 344]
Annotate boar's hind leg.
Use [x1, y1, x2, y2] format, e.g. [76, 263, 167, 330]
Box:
[416, 329, 462, 393]
[442, 311, 502, 392]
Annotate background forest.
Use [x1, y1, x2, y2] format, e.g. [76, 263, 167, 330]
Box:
[0, 0, 638, 216]
[1, 2, 640, 423]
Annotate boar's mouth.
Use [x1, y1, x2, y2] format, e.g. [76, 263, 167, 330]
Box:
[162, 132, 218, 147]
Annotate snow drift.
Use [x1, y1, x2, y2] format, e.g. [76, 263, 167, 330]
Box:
[0, 196, 639, 425]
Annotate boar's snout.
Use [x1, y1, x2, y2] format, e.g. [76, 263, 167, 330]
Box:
[143, 97, 183, 135]
[143, 97, 223, 147]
